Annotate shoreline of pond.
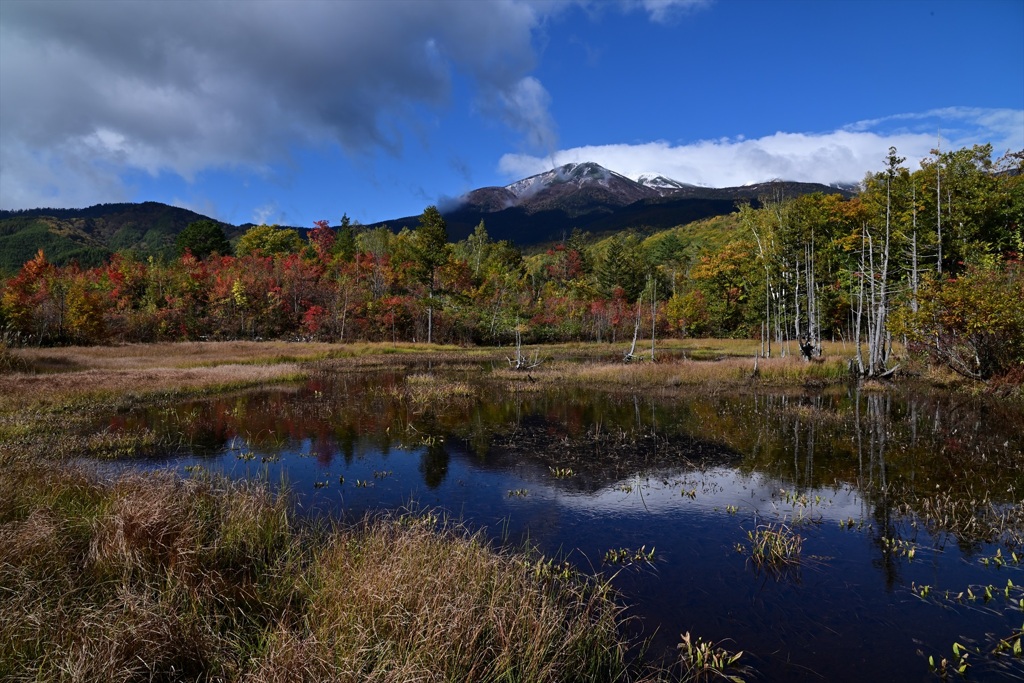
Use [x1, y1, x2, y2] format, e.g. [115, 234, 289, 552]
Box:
[2, 341, 1022, 681]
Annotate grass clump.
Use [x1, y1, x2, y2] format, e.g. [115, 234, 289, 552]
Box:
[495, 350, 852, 393]
[0, 462, 298, 682]
[310, 515, 634, 681]
[0, 343, 29, 374]
[399, 372, 477, 404]
[740, 523, 804, 577]
[675, 631, 748, 682]
[0, 459, 652, 682]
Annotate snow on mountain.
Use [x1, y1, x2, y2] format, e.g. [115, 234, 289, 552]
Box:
[505, 162, 636, 198]
[636, 173, 698, 194]
[456, 162, 857, 218]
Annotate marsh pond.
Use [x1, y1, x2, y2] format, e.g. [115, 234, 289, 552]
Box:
[102, 359, 1024, 682]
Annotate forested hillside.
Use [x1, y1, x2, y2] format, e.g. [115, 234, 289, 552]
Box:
[2, 145, 1022, 381]
[0, 174, 845, 272]
[0, 202, 236, 272]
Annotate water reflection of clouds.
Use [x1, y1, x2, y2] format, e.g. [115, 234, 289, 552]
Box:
[549, 467, 871, 523]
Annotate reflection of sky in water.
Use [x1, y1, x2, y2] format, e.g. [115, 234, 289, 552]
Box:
[553, 466, 873, 524]
[112, 380, 1024, 683]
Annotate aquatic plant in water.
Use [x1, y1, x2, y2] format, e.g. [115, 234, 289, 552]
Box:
[602, 545, 656, 566]
[742, 523, 803, 575]
[676, 631, 747, 682]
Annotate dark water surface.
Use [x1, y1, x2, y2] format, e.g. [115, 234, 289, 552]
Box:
[105, 364, 1024, 682]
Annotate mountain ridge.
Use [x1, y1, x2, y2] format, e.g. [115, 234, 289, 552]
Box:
[372, 162, 855, 244]
[0, 162, 857, 271]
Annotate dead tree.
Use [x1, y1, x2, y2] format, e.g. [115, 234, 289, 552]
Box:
[507, 321, 542, 370]
[624, 298, 644, 363]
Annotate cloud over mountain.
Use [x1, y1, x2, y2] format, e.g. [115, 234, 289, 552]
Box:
[499, 107, 1024, 187]
[1, 0, 1017, 225]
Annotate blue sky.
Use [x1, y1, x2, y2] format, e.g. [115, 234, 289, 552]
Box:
[1, 0, 1022, 227]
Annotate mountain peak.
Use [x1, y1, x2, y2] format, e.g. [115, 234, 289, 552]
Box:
[490, 161, 657, 216]
[504, 161, 628, 199]
[436, 163, 856, 246]
[636, 173, 697, 193]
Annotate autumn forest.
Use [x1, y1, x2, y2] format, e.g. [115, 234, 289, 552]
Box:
[3, 144, 1022, 382]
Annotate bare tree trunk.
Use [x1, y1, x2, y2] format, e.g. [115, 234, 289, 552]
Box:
[507, 319, 541, 370]
[804, 241, 818, 357]
[765, 270, 772, 357]
[794, 257, 801, 342]
[340, 286, 350, 342]
[625, 298, 642, 362]
[911, 182, 919, 314]
[650, 275, 656, 361]
[427, 294, 433, 345]
[936, 141, 943, 275]
[855, 229, 866, 375]
[874, 162, 894, 374]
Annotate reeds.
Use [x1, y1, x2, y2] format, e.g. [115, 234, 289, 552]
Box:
[310, 514, 633, 681]
[393, 372, 477, 405]
[896, 489, 1024, 548]
[497, 354, 850, 391]
[0, 342, 29, 374]
[0, 460, 651, 682]
[741, 523, 804, 576]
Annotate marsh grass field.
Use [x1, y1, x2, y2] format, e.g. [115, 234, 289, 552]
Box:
[0, 340, 699, 682]
[0, 341, 657, 682]
[0, 460, 645, 682]
[1, 339, 1022, 682]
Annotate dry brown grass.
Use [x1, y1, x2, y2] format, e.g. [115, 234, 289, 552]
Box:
[496, 353, 851, 392]
[0, 362, 305, 406]
[0, 340, 487, 411]
[0, 460, 650, 683]
[0, 463, 296, 682]
[0, 341, 321, 413]
[394, 372, 477, 406]
[5, 339, 462, 372]
[12, 340, 332, 370]
[308, 516, 632, 681]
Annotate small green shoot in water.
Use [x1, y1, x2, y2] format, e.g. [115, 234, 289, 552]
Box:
[526, 556, 578, 581]
[880, 536, 918, 560]
[743, 523, 803, 575]
[928, 642, 971, 678]
[677, 631, 747, 682]
[603, 545, 656, 566]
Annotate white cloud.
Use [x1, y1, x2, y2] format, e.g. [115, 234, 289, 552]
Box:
[0, 0, 720, 210]
[0, 0, 549, 209]
[634, 0, 712, 23]
[499, 107, 1024, 186]
[252, 203, 282, 226]
[493, 76, 558, 152]
[0, 139, 130, 209]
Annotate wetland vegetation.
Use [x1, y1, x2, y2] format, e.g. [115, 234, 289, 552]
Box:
[2, 145, 1020, 677]
[1, 340, 1022, 681]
